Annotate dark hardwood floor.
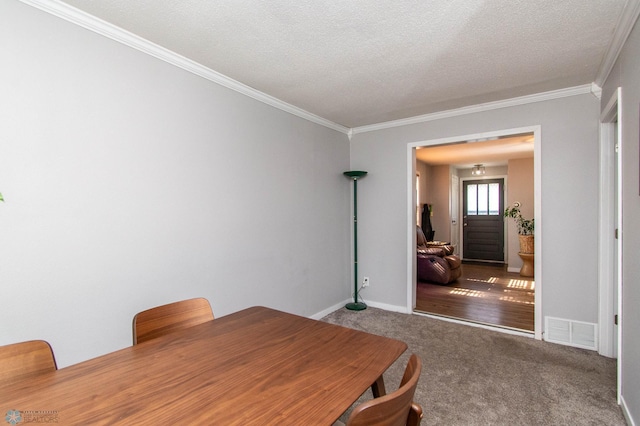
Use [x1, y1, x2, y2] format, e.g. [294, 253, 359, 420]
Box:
[415, 262, 534, 332]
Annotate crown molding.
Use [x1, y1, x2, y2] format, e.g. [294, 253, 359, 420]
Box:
[351, 84, 594, 135]
[590, 82, 603, 100]
[20, 0, 633, 138]
[595, 0, 640, 86]
[19, 0, 350, 135]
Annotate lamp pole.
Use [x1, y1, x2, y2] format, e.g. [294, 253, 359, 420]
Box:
[344, 171, 367, 311]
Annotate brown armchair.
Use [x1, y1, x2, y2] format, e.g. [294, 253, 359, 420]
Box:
[416, 226, 461, 284]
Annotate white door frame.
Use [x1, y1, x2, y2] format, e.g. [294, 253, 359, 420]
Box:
[450, 174, 459, 253]
[407, 125, 542, 339]
[598, 88, 622, 399]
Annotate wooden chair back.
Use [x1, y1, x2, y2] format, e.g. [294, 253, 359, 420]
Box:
[0, 340, 57, 385]
[346, 354, 423, 426]
[133, 297, 214, 344]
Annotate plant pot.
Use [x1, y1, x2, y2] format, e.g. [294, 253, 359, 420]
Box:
[518, 252, 534, 277]
[519, 235, 534, 254]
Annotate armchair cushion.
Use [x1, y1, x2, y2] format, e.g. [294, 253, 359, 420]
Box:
[416, 225, 461, 284]
[417, 255, 451, 284]
[417, 254, 462, 284]
[418, 247, 446, 256]
[444, 254, 461, 270]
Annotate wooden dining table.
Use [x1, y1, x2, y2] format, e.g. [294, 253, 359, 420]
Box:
[0, 306, 407, 425]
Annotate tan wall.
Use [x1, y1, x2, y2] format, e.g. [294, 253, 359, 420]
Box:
[427, 165, 452, 242]
[457, 165, 508, 179]
[415, 160, 431, 227]
[505, 158, 535, 270]
[417, 161, 450, 242]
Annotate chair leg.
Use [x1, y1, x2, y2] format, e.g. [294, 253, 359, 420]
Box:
[407, 402, 424, 425]
[371, 375, 387, 397]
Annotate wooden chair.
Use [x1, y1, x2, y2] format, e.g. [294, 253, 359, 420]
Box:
[336, 354, 423, 426]
[133, 297, 214, 345]
[0, 340, 57, 385]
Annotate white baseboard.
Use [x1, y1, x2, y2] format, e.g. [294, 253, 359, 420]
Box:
[507, 266, 521, 273]
[310, 300, 350, 320]
[621, 394, 636, 426]
[310, 299, 410, 320]
[364, 300, 411, 314]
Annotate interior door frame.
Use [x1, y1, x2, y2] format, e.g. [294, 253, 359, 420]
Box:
[450, 174, 460, 252]
[407, 125, 542, 339]
[598, 88, 622, 399]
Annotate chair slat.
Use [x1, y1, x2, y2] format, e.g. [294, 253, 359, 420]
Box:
[346, 354, 423, 426]
[0, 340, 57, 385]
[133, 298, 214, 344]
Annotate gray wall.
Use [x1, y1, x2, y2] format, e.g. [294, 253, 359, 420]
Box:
[0, 1, 350, 367]
[601, 16, 640, 424]
[349, 94, 600, 324]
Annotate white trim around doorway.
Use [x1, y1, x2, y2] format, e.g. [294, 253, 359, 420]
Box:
[598, 87, 622, 402]
[407, 125, 542, 340]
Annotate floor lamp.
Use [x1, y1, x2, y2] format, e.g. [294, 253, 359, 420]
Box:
[344, 170, 368, 311]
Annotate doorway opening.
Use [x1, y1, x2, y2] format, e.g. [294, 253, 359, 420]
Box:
[408, 126, 542, 338]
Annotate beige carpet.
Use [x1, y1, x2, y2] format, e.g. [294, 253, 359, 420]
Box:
[322, 307, 625, 425]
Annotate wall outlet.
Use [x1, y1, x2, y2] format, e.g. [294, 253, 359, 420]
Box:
[363, 277, 370, 287]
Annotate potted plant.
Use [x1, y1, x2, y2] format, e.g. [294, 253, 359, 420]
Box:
[504, 202, 534, 254]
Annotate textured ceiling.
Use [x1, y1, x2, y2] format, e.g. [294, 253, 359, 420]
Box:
[58, 0, 627, 128]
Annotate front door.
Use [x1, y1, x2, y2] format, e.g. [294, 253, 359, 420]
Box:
[463, 179, 504, 261]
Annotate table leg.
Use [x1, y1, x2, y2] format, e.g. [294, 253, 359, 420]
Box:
[371, 375, 386, 397]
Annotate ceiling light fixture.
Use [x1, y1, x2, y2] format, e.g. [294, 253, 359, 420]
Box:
[472, 164, 485, 176]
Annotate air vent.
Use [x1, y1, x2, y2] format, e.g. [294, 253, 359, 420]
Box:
[545, 317, 597, 350]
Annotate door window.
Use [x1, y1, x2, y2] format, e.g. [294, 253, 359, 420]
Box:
[466, 183, 500, 216]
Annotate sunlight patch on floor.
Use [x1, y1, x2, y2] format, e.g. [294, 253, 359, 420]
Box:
[503, 289, 534, 296]
[449, 288, 484, 297]
[467, 277, 498, 284]
[507, 279, 535, 290]
[499, 295, 534, 304]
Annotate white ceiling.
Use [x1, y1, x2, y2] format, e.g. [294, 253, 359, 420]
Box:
[53, 0, 629, 129]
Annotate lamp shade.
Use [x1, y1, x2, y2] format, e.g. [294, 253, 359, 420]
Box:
[344, 171, 368, 178]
